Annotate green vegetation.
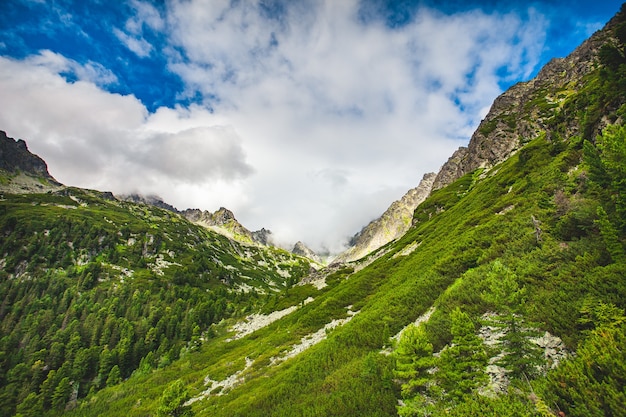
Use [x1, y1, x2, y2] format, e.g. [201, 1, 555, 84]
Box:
[0, 189, 311, 416]
[2, 5, 626, 417]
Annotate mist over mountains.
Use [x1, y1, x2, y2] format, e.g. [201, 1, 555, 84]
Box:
[0, 3, 626, 417]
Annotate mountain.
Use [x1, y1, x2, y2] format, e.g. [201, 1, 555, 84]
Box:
[181, 207, 276, 247]
[0, 143, 315, 416]
[335, 173, 436, 263]
[0, 130, 62, 193]
[337, 8, 623, 264]
[432, 12, 618, 191]
[2, 5, 626, 417]
[292, 241, 322, 264]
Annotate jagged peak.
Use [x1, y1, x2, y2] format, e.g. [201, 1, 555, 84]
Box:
[335, 172, 436, 263]
[292, 241, 322, 263]
[0, 130, 62, 193]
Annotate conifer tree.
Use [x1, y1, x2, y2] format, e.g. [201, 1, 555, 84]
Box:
[394, 324, 435, 397]
[51, 377, 71, 411]
[106, 365, 121, 387]
[157, 379, 193, 417]
[482, 261, 543, 380]
[394, 324, 436, 416]
[437, 308, 487, 404]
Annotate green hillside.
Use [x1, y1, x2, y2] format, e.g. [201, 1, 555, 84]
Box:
[0, 187, 313, 416]
[3, 5, 626, 417]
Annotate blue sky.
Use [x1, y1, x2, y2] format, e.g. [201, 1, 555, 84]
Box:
[0, 0, 622, 252]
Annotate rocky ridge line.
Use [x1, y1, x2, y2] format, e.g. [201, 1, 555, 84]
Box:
[335, 172, 436, 263]
[337, 12, 622, 262]
[432, 13, 618, 190]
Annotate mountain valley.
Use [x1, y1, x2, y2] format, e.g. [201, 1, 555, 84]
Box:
[2, 4, 626, 417]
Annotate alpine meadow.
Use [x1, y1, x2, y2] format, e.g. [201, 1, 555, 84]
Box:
[2, 3, 626, 417]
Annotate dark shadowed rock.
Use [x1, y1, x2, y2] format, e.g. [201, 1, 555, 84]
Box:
[0, 130, 58, 182]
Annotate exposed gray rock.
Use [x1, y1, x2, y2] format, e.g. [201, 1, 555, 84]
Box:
[0, 131, 63, 193]
[292, 241, 321, 263]
[432, 16, 618, 191]
[0, 130, 54, 179]
[478, 313, 568, 396]
[251, 228, 273, 246]
[335, 172, 436, 263]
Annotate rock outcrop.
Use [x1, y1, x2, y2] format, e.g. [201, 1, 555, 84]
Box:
[0, 130, 53, 178]
[334, 172, 436, 263]
[0, 130, 62, 193]
[292, 241, 321, 263]
[182, 207, 272, 246]
[432, 14, 618, 190]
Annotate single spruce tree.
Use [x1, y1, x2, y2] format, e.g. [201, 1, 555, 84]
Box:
[482, 261, 543, 381]
[437, 308, 488, 404]
[394, 324, 436, 416]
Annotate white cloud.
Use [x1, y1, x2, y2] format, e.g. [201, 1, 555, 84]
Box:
[0, 1, 551, 253]
[113, 27, 153, 58]
[159, 0, 548, 251]
[112, 0, 164, 58]
[0, 54, 253, 208]
[26, 49, 118, 85]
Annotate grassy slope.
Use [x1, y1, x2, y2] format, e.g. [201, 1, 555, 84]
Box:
[0, 188, 313, 416]
[65, 121, 625, 416]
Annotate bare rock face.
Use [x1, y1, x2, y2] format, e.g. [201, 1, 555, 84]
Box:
[0, 130, 57, 180]
[292, 241, 321, 263]
[335, 172, 436, 263]
[181, 207, 273, 246]
[0, 130, 62, 193]
[432, 15, 617, 191]
[251, 228, 273, 246]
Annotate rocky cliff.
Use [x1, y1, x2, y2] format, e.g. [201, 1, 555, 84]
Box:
[0, 130, 51, 177]
[292, 241, 322, 264]
[0, 130, 62, 193]
[335, 172, 436, 263]
[181, 207, 273, 246]
[432, 12, 619, 190]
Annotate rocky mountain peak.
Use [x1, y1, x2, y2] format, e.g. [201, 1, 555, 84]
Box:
[213, 207, 237, 225]
[292, 241, 321, 263]
[432, 13, 618, 191]
[0, 130, 56, 180]
[181, 207, 273, 246]
[0, 130, 62, 193]
[251, 228, 273, 246]
[335, 172, 436, 263]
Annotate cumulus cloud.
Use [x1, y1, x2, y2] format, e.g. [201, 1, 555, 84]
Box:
[158, 0, 548, 250]
[0, 0, 554, 253]
[0, 53, 253, 207]
[26, 49, 118, 86]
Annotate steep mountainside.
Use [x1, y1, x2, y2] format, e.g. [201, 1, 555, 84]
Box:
[432, 11, 621, 190]
[336, 172, 436, 263]
[0, 130, 62, 193]
[337, 10, 625, 263]
[2, 5, 626, 417]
